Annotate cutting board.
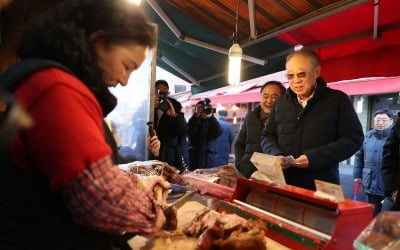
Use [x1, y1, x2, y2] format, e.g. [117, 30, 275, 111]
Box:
[128, 200, 290, 249]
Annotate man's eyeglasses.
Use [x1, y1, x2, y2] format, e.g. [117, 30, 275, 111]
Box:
[286, 71, 307, 80]
[374, 118, 391, 123]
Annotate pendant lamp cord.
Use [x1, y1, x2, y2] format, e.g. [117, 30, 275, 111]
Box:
[234, 0, 239, 42]
[235, 0, 239, 33]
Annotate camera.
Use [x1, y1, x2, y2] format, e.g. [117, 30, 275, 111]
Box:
[146, 121, 155, 137]
[157, 89, 170, 112]
[196, 98, 213, 115]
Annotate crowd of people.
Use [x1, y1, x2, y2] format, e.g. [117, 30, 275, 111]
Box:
[148, 49, 400, 218]
[1, 0, 399, 249]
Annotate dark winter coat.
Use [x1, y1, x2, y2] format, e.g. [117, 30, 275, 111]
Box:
[154, 97, 188, 171]
[234, 106, 265, 178]
[382, 117, 400, 210]
[354, 128, 391, 196]
[187, 114, 222, 170]
[213, 117, 235, 167]
[261, 79, 364, 190]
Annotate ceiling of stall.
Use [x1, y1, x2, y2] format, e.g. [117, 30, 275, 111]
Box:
[1, 0, 400, 94]
[142, 0, 400, 93]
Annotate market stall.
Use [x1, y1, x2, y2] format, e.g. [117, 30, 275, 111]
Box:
[121, 160, 375, 250]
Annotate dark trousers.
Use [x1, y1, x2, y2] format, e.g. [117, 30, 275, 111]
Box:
[366, 194, 384, 216]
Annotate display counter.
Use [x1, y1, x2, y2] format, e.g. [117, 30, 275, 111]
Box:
[220, 178, 374, 250]
[123, 163, 374, 249]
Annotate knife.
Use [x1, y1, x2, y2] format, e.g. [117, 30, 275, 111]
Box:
[164, 190, 196, 212]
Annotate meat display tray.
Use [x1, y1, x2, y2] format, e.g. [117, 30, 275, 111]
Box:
[183, 174, 234, 200]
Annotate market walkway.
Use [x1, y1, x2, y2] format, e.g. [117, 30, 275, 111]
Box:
[339, 163, 367, 202]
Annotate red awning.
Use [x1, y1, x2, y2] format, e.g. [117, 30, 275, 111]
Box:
[185, 71, 288, 105]
[279, 0, 400, 82]
[328, 77, 400, 96]
[194, 77, 400, 105]
[207, 87, 261, 105]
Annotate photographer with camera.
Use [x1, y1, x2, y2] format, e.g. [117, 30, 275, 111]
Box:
[188, 98, 223, 170]
[153, 80, 188, 171]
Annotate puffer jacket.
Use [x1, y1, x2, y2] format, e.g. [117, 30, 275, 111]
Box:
[353, 128, 391, 196]
[261, 79, 364, 190]
[154, 97, 188, 171]
[234, 106, 265, 178]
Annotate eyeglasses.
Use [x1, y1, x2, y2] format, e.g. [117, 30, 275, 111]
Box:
[374, 118, 391, 123]
[286, 71, 307, 80]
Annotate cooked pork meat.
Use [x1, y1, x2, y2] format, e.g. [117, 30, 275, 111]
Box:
[197, 221, 225, 250]
[183, 208, 220, 236]
[127, 161, 188, 185]
[183, 208, 267, 250]
[214, 227, 266, 250]
[218, 213, 247, 231]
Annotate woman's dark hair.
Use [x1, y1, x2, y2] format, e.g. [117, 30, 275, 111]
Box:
[17, 0, 156, 115]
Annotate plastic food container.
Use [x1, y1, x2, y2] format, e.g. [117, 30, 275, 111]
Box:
[354, 211, 400, 250]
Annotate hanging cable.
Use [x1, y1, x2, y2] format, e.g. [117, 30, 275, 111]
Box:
[228, 0, 243, 85]
[235, 0, 239, 36]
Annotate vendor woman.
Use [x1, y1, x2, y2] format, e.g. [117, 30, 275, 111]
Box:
[0, 1, 169, 249]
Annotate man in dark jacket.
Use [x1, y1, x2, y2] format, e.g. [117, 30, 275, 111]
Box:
[354, 109, 393, 216]
[188, 98, 222, 170]
[261, 48, 364, 190]
[154, 80, 188, 171]
[234, 81, 285, 178]
[382, 113, 400, 211]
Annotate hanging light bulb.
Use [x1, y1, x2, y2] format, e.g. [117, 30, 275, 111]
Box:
[228, 42, 242, 85]
[228, 0, 242, 85]
[128, 0, 141, 5]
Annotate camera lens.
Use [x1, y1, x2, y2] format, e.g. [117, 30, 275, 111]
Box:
[159, 98, 170, 112]
[204, 106, 212, 115]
